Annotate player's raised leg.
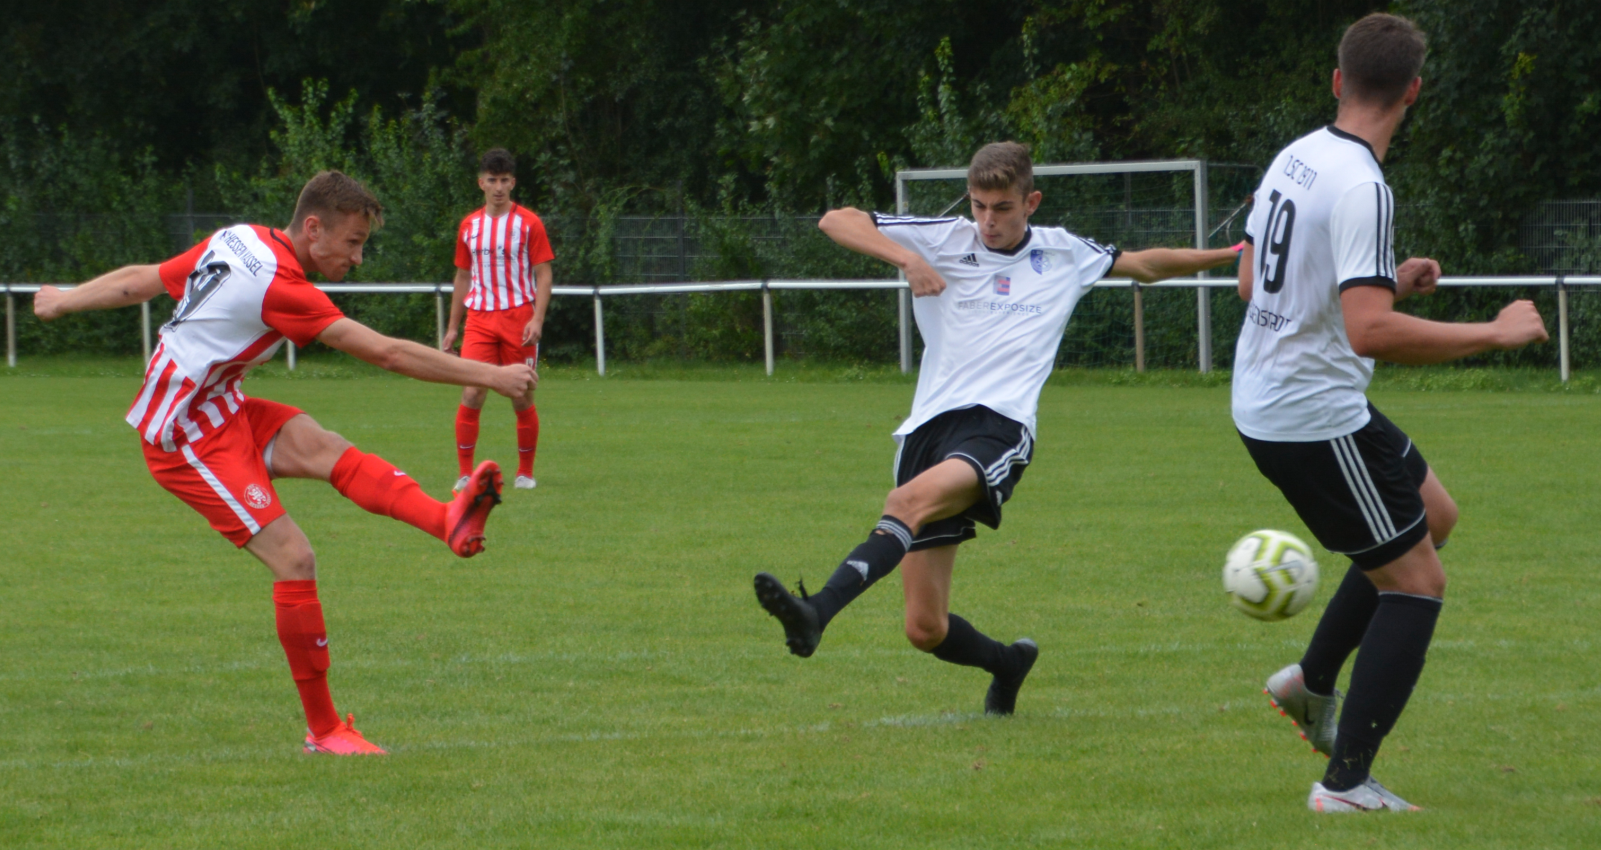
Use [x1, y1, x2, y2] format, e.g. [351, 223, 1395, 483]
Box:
[754, 457, 974, 657]
[901, 545, 1038, 715]
[268, 413, 503, 557]
[245, 515, 386, 755]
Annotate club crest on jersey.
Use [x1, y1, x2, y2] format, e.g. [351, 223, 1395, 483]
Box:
[1030, 249, 1052, 274]
[958, 253, 979, 267]
[993, 275, 1011, 296]
[243, 483, 272, 510]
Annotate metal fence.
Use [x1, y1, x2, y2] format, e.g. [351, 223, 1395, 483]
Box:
[7, 276, 1599, 381]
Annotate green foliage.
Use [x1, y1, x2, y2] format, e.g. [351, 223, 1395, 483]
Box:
[1393, 0, 1601, 270]
[6, 1, 1601, 366]
[0, 118, 178, 355]
[218, 80, 480, 343]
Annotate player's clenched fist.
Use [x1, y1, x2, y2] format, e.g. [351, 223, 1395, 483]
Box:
[1492, 300, 1549, 349]
[491, 362, 538, 398]
[1395, 257, 1441, 299]
[32, 285, 66, 321]
[904, 256, 948, 297]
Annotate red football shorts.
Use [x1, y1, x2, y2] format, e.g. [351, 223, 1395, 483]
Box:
[142, 398, 304, 547]
[462, 304, 539, 368]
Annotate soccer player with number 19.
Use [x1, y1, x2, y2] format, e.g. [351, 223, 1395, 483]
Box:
[754, 142, 1240, 714]
[1233, 13, 1548, 812]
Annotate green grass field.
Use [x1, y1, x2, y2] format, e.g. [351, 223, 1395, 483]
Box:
[2, 361, 1598, 848]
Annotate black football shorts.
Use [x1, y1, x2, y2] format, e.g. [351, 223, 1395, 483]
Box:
[893, 404, 1033, 551]
[1239, 404, 1431, 570]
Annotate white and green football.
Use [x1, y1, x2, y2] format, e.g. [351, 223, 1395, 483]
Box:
[1222, 529, 1319, 621]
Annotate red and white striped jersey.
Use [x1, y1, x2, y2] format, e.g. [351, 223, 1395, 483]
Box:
[127, 224, 345, 451]
[454, 203, 555, 312]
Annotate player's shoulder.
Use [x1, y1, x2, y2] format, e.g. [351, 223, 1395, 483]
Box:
[872, 212, 969, 230]
[512, 203, 546, 227]
[459, 207, 487, 230]
[196, 224, 285, 282]
[1278, 127, 1386, 186]
[1028, 226, 1116, 257]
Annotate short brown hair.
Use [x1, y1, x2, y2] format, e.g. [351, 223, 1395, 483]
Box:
[290, 171, 383, 231]
[480, 147, 516, 176]
[968, 142, 1034, 197]
[1338, 13, 1427, 106]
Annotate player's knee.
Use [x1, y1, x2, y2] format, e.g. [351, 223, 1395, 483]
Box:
[883, 486, 926, 529]
[905, 615, 947, 652]
[462, 386, 488, 408]
[271, 545, 318, 582]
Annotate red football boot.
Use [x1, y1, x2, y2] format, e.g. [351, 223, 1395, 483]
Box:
[304, 713, 387, 755]
[447, 459, 502, 557]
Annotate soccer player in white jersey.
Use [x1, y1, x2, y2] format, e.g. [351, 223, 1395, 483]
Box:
[1232, 14, 1548, 812]
[33, 172, 537, 755]
[753, 142, 1240, 714]
[442, 148, 555, 492]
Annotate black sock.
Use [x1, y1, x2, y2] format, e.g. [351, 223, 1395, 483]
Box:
[807, 516, 913, 628]
[929, 614, 1012, 674]
[1300, 563, 1379, 695]
[1323, 592, 1442, 791]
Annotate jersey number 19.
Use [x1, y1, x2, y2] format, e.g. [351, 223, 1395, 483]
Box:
[1259, 190, 1297, 294]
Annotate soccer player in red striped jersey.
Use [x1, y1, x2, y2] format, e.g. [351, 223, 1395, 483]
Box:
[441, 148, 555, 492]
[33, 171, 537, 756]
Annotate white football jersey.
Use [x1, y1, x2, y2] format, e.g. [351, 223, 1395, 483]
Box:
[128, 224, 344, 451]
[874, 214, 1118, 438]
[1232, 126, 1399, 442]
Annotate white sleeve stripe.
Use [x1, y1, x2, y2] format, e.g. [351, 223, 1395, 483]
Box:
[1375, 183, 1396, 279]
[875, 216, 960, 226]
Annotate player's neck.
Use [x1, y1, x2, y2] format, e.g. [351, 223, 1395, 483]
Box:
[1332, 102, 1406, 163]
[286, 227, 317, 276]
[484, 198, 514, 217]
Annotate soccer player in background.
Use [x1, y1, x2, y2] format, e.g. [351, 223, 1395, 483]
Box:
[754, 142, 1240, 715]
[33, 171, 536, 755]
[441, 148, 555, 491]
[1233, 13, 1548, 812]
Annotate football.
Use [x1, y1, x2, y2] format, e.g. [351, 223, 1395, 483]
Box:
[1222, 529, 1319, 621]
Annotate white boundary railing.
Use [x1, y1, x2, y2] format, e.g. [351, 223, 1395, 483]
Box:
[4, 276, 1599, 381]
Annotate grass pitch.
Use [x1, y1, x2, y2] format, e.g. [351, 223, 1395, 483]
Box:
[1, 360, 1598, 848]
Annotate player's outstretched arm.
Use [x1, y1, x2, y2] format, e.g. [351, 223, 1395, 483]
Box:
[318, 318, 536, 398]
[1111, 247, 1240, 284]
[1341, 285, 1548, 365]
[818, 207, 947, 296]
[32, 265, 165, 321]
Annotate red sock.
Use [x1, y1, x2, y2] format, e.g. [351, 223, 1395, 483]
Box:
[455, 405, 482, 476]
[329, 447, 447, 540]
[515, 405, 540, 477]
[274, 580, 341, 737]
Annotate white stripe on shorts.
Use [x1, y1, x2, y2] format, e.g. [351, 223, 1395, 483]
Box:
[1330, 433, 1396, 544]
[181, 443, 261, 535]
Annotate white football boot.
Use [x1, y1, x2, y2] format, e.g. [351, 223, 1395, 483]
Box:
[514, 475, 536, 490]
[1265, 663, 1338, 756]
[1309, 777, 1420, 812]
